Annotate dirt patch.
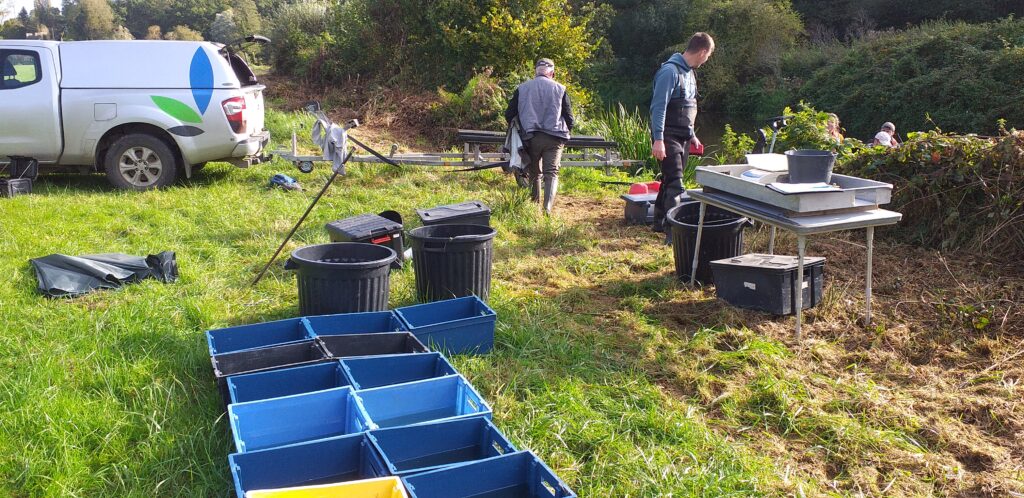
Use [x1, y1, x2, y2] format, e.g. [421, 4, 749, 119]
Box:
[510, 192, 1024, 496]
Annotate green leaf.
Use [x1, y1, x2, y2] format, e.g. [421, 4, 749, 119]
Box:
[151, 96, 203, 124]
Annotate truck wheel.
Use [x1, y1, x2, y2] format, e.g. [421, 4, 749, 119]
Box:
[104, 134, 178, 190]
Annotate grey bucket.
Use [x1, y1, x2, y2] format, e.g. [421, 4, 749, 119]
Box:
[408, 224, 496, 302]
[784, 149, 837, 183]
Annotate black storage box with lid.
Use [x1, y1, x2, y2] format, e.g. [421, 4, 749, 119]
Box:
[620, 193, 657, 225]
[417, 201, 491, 227]
[710, 253, 826, 315]
[0, 178, 31, 198]
[325, 213, 404, 269]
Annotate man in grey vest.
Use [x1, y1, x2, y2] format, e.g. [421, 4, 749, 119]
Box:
[505, 58, 575, 214]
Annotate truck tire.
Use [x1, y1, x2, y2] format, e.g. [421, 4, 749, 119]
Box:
[104, 134, 179, 190]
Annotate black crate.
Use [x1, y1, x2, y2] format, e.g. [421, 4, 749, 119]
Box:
[620, 193, 657, 225]
[325, 213, 404, 269]
[417, 201, 491, 227]
[210, 339, 332, 406]
[0, 178, 31, 198]
[710, 253, 826, 315]
[316, 332, 428, 358]
[5, 156, 38, 180]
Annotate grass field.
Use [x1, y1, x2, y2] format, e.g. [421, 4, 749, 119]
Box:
[0, 108, 1020, 497]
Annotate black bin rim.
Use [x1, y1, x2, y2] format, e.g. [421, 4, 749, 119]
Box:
[289, 242, 397, 271]
[409, 224, 497, 243]
[665, 202, 749, 229]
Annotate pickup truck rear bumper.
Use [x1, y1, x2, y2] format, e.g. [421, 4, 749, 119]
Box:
[232, 130, 271, 158]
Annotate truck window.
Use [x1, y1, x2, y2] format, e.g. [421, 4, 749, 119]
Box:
[1, 51, 42, 90]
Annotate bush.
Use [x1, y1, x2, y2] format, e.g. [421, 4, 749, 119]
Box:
[430, 69, 508, 133]
[839, 127, 1024, 258]
[589, 104, 657, 174]
[798, 18, 1024, 139]
[268, 2, 331, 82]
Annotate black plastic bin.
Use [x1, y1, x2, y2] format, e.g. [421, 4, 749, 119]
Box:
[211, 339, 331, 405]
[417, 201, 491, 227]
[316, 332, 429, 358]
[0, 178, 31, 198]
[408, 224, 496, 302]
[667, 202, 750, 284]
[325, 214, 404, 269]
[285, 243, 396, 315]
[5, 156, 38, 180]
[711, 253, 826, 315]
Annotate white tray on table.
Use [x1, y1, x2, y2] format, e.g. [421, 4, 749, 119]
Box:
[694, 164, 892, 214]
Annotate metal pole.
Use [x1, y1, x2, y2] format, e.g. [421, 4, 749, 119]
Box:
[689, 202, 707, 286]
[795, 235, 806, 341]
[865, 226, 874, 326]
[768, 226, 777, 254]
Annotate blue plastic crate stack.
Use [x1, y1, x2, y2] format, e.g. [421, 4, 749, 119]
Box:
[206, 295, 577, 498]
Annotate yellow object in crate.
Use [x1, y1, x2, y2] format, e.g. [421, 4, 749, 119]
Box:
[245, 476, 408, 498]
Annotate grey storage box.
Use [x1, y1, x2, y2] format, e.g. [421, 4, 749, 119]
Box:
[710, 253, 826, 315]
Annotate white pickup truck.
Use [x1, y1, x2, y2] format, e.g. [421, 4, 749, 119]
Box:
[0, 39, 269, 190]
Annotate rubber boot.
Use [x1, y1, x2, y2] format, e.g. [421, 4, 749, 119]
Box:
[543, 177, 558, 215]
[530, 175, 542, 203]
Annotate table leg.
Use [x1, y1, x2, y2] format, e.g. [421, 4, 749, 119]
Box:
[796, 235, 806, 341]
[689, 202, 707, 286]
[865, 226, 874, 326]
[768, 226, 777, 254]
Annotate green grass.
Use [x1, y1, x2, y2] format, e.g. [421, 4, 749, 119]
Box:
[2, 107, 988, 497]
[0, 112, 782, 496]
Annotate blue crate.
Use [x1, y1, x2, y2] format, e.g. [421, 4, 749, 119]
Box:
[227, 361, 351, 404]
[229, 433, 387, 498]
[401, 451, 575, 498]
[354, 375, 490, 429]
[207, 317, 316, 356]
[340, 352, 459, 390]
[229, 386, 371, 452]
[305, 311, 407, 337]
[394, 297, 496, 355]
[367, 417, 516, 476]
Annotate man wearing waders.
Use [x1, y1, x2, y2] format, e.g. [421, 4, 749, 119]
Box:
[505, 58, 575, 215]
[650, 32, 715, 233]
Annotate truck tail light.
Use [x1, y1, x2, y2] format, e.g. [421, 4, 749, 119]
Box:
[222, 97, 247, 134]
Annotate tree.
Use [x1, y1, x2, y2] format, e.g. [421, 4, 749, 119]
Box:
[78, 0, 115, 39]
[144, 24, 160, 39]
[209, 9, 237, 43]
[164, 24, 201, 40]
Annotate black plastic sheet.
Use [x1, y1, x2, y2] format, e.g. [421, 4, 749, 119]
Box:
[29, 252, 178, 297]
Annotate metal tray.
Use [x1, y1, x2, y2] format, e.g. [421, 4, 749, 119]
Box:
[695, 164, 892, 213]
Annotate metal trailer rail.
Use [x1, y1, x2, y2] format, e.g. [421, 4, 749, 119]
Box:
[274, 125, 643, 174]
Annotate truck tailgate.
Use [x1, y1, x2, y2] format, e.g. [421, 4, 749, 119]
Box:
[243, 84, 266, 134]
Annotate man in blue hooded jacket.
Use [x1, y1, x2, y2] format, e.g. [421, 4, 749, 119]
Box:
[650, 32, 715, 232]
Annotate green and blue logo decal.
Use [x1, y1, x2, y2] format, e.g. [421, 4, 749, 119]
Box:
[152, 48, 213, 137]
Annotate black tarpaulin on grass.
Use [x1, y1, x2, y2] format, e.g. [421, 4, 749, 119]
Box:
[29, 252, 178, 297]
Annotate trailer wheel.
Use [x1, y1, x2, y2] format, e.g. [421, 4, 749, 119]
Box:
[297, 161, 315, 173]
[104, 134, 178, 190]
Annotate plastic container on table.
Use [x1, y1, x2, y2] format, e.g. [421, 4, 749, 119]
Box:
[229, 433, 387, 498]
[367, 417, 516, 476]
[229, 386, 372, 453]
[394, 296, 496, 355]
[340, 352, 458, 390]
[400, 451, 576, 498]
[710, 253, 826, 315]
[354, 375, 490, 429]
